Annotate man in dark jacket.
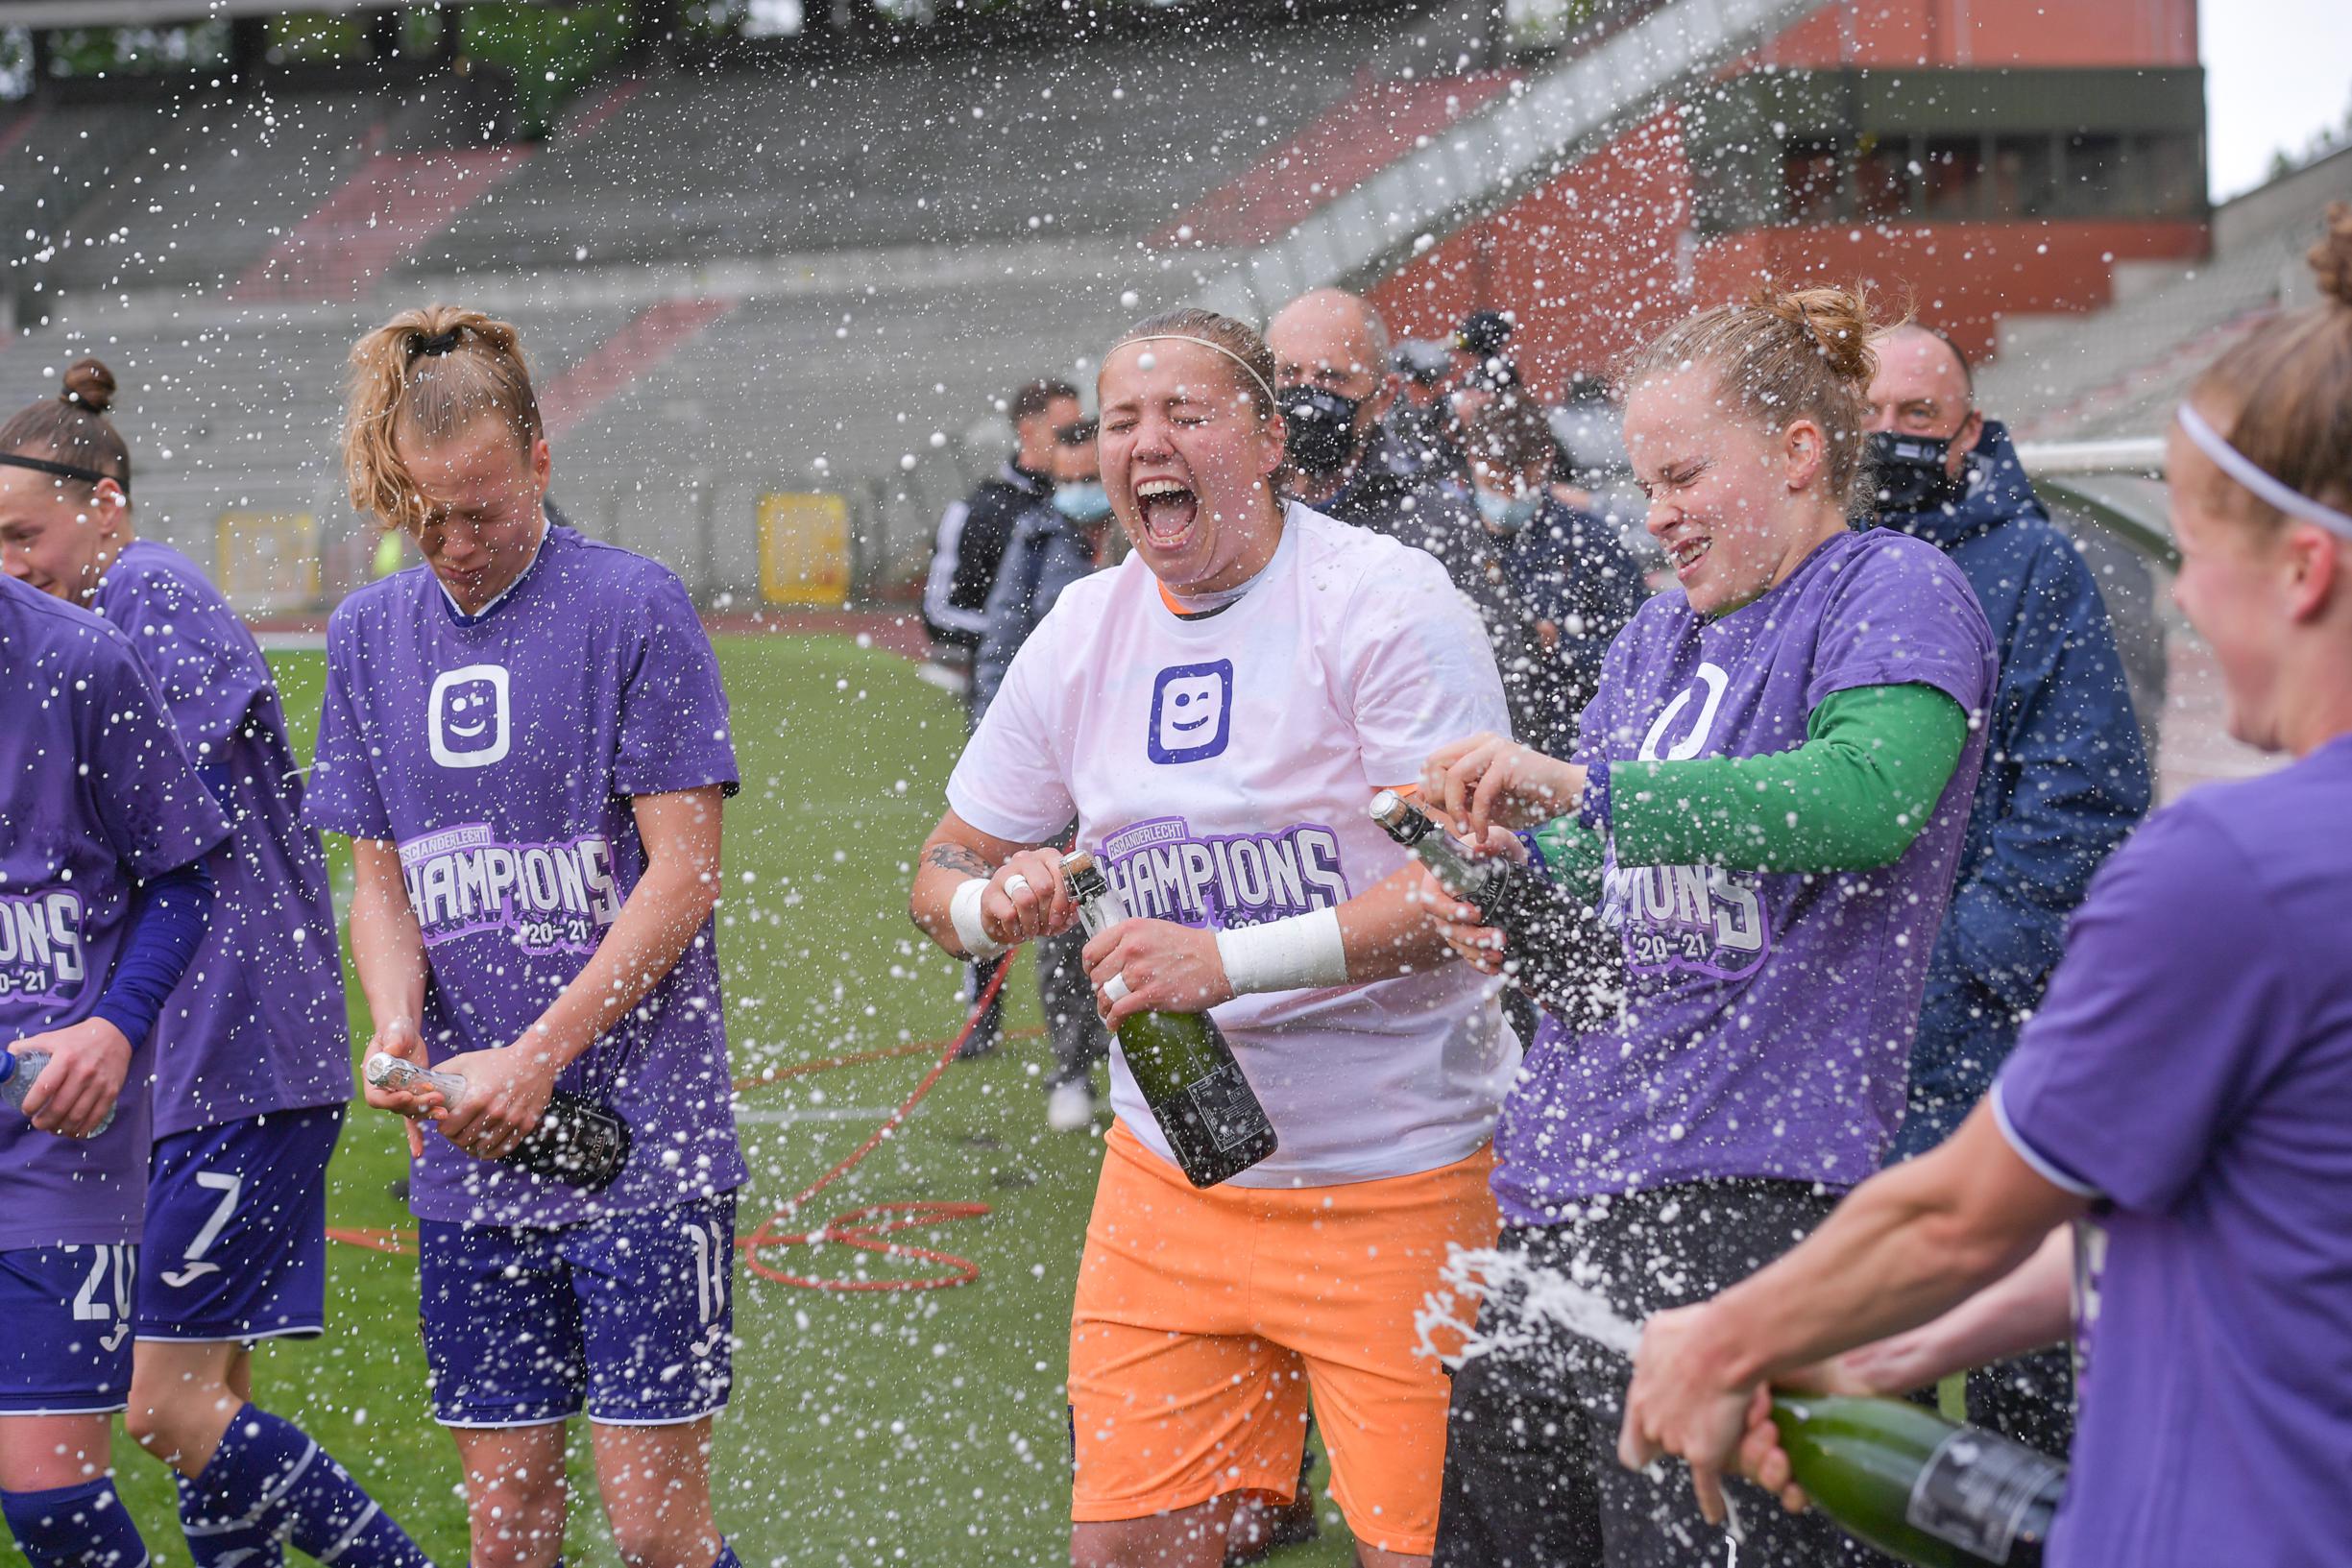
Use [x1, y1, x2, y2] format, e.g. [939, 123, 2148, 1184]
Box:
[1388, 338, 1459, 479]
[923, 377, 1079, 1056]
[1869, 326, 2153, 1157]
[923, 377, 1079, 688]
[973, 418, 1116, 1132]
[1266, 289, 1479, 558]
[1865, 323, 2153, 1454]
[1459, 398, 1644, 757]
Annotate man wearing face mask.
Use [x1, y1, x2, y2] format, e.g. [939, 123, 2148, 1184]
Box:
[975, 417, 1117, 1132]
[1460, 398, 1643, 757]
[1863, 323, 2151, 1459]
[925, 377, 1081, 695]
[1388, 339, 1460, 479]
[1267, 289, 1479, 561]
[927, 377, 1081, 1057]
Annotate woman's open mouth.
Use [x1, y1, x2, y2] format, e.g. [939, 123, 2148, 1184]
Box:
[1669, 535, 1712, 580]
[1133, 478, 1200, 548]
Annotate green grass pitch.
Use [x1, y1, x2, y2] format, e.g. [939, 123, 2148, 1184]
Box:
[100, 634, 1362, 1567]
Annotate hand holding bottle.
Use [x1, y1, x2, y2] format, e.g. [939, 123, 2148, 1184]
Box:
[1732, 1359, 1883, 1517]
[435, 1038, 563, 1161]
[1736, 1384, 1820, 1515]
[1061, 852, 1277, 1188]
[1401, 826, 1531, 975]
[1084, 919, 1234, 1028]
[981, 848, 1079, 949]
[1617, 1301, 1758, 1527]
[1419, 732, 1588, 840]
[361, 1017, 438, 1157]
[8, 1020, 131, 1139]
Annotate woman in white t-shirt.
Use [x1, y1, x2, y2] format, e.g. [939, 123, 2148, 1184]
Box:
[909, 309, 1518, 1568]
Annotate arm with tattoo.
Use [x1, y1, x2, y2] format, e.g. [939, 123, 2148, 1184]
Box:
[922, 841, 994, 881]
[909, 808, 1072, 958]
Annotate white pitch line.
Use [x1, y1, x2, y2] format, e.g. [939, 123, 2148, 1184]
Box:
[736, 1105, 920, 1124]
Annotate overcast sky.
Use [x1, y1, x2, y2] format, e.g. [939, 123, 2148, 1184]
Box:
[2201, 0, 2352, 201]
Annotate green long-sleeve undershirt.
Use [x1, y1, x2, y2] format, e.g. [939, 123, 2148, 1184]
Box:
[1532, 682, 1969, 896]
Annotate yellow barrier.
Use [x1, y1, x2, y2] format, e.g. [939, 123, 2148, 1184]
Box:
[216, 511, 319, 614]
[758, 492, 850, 608]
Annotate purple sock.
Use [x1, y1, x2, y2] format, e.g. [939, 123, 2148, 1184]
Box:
[176, 1472, 284, 1568]
[188, 1405, 431, 1568]
[1, 1480, 148, 1568]
[711, 1547, 740, 1568]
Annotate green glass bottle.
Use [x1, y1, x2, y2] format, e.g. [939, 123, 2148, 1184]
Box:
[1059, 850, 1278, 1188]
[1369, 788, 1520, 907]
[1769, 1394, 2063, 1568]
[1368, 789, 1605, 1025]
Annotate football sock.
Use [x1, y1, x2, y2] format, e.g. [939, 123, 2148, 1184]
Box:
[184, 1405, 431, 1568]
[1, 1480, 149, 1568]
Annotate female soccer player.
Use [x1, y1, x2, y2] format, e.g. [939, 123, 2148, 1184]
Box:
[313, 307, 742, 1568]
[909, 309, 1517, 1568]
[0, 570, 220, 1568]
[1621, 206, 2352, 1568]
[0, 359, 429, 1568]
[1415, 285, 1999, 1567]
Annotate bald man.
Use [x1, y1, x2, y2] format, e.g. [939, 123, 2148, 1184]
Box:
[1267, 291, 1470, 544]
[1269, 289, 1616, 767]
[1863, 323, 2152, 1457]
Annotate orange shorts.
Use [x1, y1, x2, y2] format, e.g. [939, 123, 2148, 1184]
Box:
[1068, 1119, 1499, 1556]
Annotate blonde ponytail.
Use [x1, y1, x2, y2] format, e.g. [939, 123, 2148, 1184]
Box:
[344, 305, 543, 529]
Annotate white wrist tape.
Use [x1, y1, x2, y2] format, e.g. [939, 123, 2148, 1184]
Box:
[1215, 906, 1348, 996]
[948, 878, 1010, 962]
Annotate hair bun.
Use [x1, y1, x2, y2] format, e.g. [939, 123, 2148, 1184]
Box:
[61, 358, 116, 416]
[1753, 283, 1881, 391]
[2311, 202, 2352, 311]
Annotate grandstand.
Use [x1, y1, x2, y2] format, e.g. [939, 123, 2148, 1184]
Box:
[0, 0, 2334, 629]
[7, 1, 1511, 598]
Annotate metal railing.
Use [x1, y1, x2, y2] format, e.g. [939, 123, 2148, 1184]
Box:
[2016, 436, 2174, 566]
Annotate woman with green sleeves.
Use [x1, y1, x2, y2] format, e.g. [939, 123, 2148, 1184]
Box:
[1415, 282, 1999, 1568]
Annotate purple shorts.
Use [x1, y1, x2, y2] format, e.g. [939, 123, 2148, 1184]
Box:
[136, 1105, 343, 1342]
[419, 1194, 736, 1428]
[0, 1243, 137, 1412]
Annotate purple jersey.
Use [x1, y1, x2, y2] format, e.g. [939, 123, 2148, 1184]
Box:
[0, 574, 230, 1248]
[1497, 529, 1997, 1218]
[303, 523, 743, 1227]
[1992, 737, 2352, 1568]
[88, 541, 350, 1135]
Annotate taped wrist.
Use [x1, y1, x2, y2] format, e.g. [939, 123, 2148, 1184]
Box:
[1215, 906, 1349, 996]
[948, 878, 1010, 961]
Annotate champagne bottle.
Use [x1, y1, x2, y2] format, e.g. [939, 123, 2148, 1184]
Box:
[1369, 788, 1525, 908]
[1059, 850, 1277, 1188]
[1367, 789, 1606, 1025]
[364, 1051, 633, 1193]
[0, 1049, 115, 1134]
[1770, 1394, 2064, 1568]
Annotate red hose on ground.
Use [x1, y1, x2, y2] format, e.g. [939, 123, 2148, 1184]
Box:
[328, 965, 1019, 1293]
[734, 959, 1012, 1291]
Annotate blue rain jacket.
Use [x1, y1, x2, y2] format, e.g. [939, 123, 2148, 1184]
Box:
[1880, 421, 2153, 1160]
[972, 497, 1106, 723]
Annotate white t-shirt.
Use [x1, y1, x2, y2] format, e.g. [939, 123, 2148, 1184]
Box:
[948, 502, 1521, 1186]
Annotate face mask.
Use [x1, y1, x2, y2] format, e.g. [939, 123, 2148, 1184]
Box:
[1473, 488, 1543, 533]
[1866, 431, 1965, 512]
[1054, 481, 1112, 522]
[1277, 385, 1365, 477]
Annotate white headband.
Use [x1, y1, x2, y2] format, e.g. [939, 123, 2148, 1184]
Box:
[2175, 402, 2352, 540]
[1114, 334, 1278, 411]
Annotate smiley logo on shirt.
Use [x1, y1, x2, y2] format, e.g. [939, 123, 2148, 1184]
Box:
[1148, 660, 1233, 764]
[428, 663, 512, 769]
